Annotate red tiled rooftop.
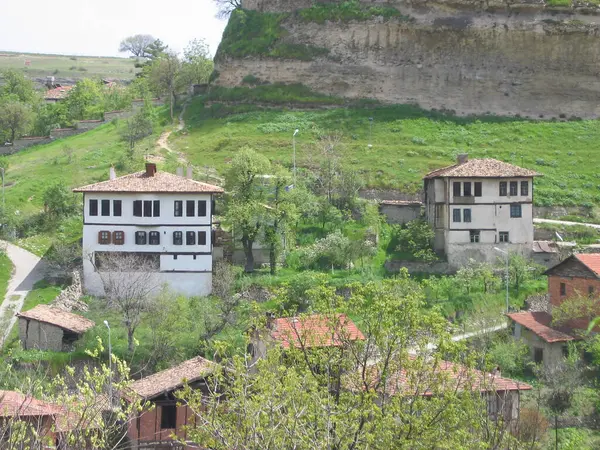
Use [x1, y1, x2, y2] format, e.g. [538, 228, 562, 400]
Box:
[73, 169, 224, 194]
[44, 85, 73, 100]
[0, 391, 62, 417]
[17, 304, 95, 334]
[130, 356, 216, 400]
[424, 158, 540, 179]
[507, 311, 576, 343]
[270, 313, 365, 349]
[574, 254, 600, 277]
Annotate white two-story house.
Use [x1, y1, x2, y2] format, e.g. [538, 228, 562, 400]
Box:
[423, 155, 540, 267]
[73, 163, 224, 297]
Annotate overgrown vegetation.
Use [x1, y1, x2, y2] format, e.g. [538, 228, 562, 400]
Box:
[298, 0, 410, 24]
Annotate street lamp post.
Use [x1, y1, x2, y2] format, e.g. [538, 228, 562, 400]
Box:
[103, 320, 112, 408]
[293, 129, 299, 185]
[494, 247, 509, 313]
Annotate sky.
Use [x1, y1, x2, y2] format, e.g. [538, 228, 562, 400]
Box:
[0, 0, 227, 57]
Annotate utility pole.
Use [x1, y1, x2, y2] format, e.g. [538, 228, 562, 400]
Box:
[293, 129, 299, 185]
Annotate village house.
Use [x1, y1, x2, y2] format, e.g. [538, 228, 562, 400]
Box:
[44, 85, 73, 102]
[248, 313, 365, 366]
[545, 253, 600, 311]
[378, 200, 422, 225]
[127, 356, 215, 449]
[73, 163, 224, 297]
[423, 155, 540, 267]
[16, 304, 95, 352]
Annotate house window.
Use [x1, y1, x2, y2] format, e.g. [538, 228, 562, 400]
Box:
[453, 208, 461, 223]
[499, 181, 507, 196]
[174, 200, 183, 217]
[133, 200, 142, 217]
[453, 182, 461, 197]
[101, 199, 110, 216]
[173, 231, 183, 245]
[98, 231, 111, 245]
[113, 200, 122, 217]
[143, 200, 152, 217]
[89, 199, 98, 216]
[469, 230, 480, 243]
[463, 182, 472, 197]
[186, 200, 195, 217]
[510, 204, 522, 218]
[560, 282, 566, 296]
[474, 182, 482, 197]
[161, 404, 177, 430]
[198, 231, 207, 245]
[509, 181, 518, 196]
[463, 209, 471, 223]
[186, 231, 196, 245]
[534, 347, 544, 365]
[153, 200, 160, 217]
[135, 231, 147, 245]
[589, 286, 595, 297]
[149, 231, 160, 245]
[112, 231, 125, 245]
[499, 232, 509, 243]
[521, 181, 529, 196]
[198, 200, 207, 217]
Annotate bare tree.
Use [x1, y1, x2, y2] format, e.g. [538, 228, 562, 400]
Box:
[90, 252, 161, 352]
[214, 0, 242, 19]
[118, 34, 156, 57]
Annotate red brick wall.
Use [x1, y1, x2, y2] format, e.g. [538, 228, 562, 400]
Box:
[548, 275, 600, 308]
[128, 403, 197, 447]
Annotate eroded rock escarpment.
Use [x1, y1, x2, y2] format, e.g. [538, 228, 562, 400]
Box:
[214, 0, 600, 118]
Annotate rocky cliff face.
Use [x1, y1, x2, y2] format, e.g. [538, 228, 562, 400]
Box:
[214, 0, 600, 118]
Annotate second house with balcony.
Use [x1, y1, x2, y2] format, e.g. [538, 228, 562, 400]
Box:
[73, 163, 224, 297]
[423, 155, 540, 267]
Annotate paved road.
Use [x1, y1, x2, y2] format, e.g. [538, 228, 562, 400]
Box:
[0, 242, 46, 347]
[534, 218, 600, 229]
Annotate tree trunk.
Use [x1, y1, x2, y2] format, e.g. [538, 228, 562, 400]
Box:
[169, 91, 174, 122]
[127, 326, 136, 353]
[242, 235, 254, 273]
[269, 243, 276, 275]
[10, 128, 15, 144]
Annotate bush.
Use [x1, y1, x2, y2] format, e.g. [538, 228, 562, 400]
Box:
[393, 220, 437, 262]
[488, 338, 530, 377]
[43, 182, 77, 220]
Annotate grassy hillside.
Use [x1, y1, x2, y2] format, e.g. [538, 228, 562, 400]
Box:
[170, 95, 600, 207]
[0, 51, 138, 81]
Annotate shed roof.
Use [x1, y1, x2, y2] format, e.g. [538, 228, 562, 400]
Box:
[73, 170, 224, 194]
[44, 85, 73, 100]
[424, 158, 540, 179]
[507, 311, 577, 343]
[0, 391, 62, 417]
[270, 313, 365, 349]
[574, 254, 600, 277]
[130, 356, 216, 400]
[17, 305, 95, 334]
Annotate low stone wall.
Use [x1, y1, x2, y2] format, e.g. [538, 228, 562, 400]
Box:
[385, 259, 453, 275]
[51, 128, 80, 139]
[104, 110, 133, 121]
[76, 119, 104, 131]
[359, 189, 422, 202]
[533, 205, 594, 219]
[0, 136, 53, 154]
[379, 202, 422, 225]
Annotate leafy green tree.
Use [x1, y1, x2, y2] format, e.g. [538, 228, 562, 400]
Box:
[43, 182, 76, 219]
[0, 100, 33, 143]
[148, 51, 182, 122]
[0, 69, 36, 103]
[64, 78, 105, 120]
[31, 101, 68, 136]
[394, 219, 437, 262]
[118, 34, 156, 57]
[180, 38, 214, 85]
[121, 110, 154, 154]
[225, 147, 271, 272]
[487, 338, 530, 377]
[214, 0, 242, 19]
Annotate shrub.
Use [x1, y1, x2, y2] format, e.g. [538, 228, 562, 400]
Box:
[242, 74, 261, 85]
[393, 220, 437, 262]
[488, 339, 530, 377]
[516, 408, 548, 444]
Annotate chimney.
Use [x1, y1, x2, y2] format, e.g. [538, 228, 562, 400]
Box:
[186, 166, 193, 179]
[265, 312, 275, 330]
[109, 166, 116, 180]
[457, 153, 469, 165]
[491, 366, 501, 378]
[176, 167, 183, 177]
[145, 162, 157, 177]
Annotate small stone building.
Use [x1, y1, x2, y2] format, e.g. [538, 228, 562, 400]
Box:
[379, 200, 422, 225]
[128, 356, 216, 449]
[16, 305, 95, 352]
[507, 311, 577, 370]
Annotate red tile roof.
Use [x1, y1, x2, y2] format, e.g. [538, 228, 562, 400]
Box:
[130, 356, 216, 400]
[270, 314, 365, 349]
[574, 254, 600, 277]
[424, 158, 540, 179]
[507, 311, 577, 343]
[44, 85, 73, 100]
[73, 170, 224, 194]
[17, 305, 95, 334]
[0, 391, 62, 417]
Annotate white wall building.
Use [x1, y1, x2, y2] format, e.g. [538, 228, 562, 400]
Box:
[74, 163, 224, 297]
[423, 155, 540, 268]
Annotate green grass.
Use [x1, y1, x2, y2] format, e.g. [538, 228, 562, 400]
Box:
[172, 95, 600, 206]
[0, 251, 13, 301]
[0, 51, 139, 81]
[298, 0, 410, 24]
[535, 222, 600, 244]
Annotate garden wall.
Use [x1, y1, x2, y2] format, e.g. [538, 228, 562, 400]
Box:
[385, 259, 453, 275]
